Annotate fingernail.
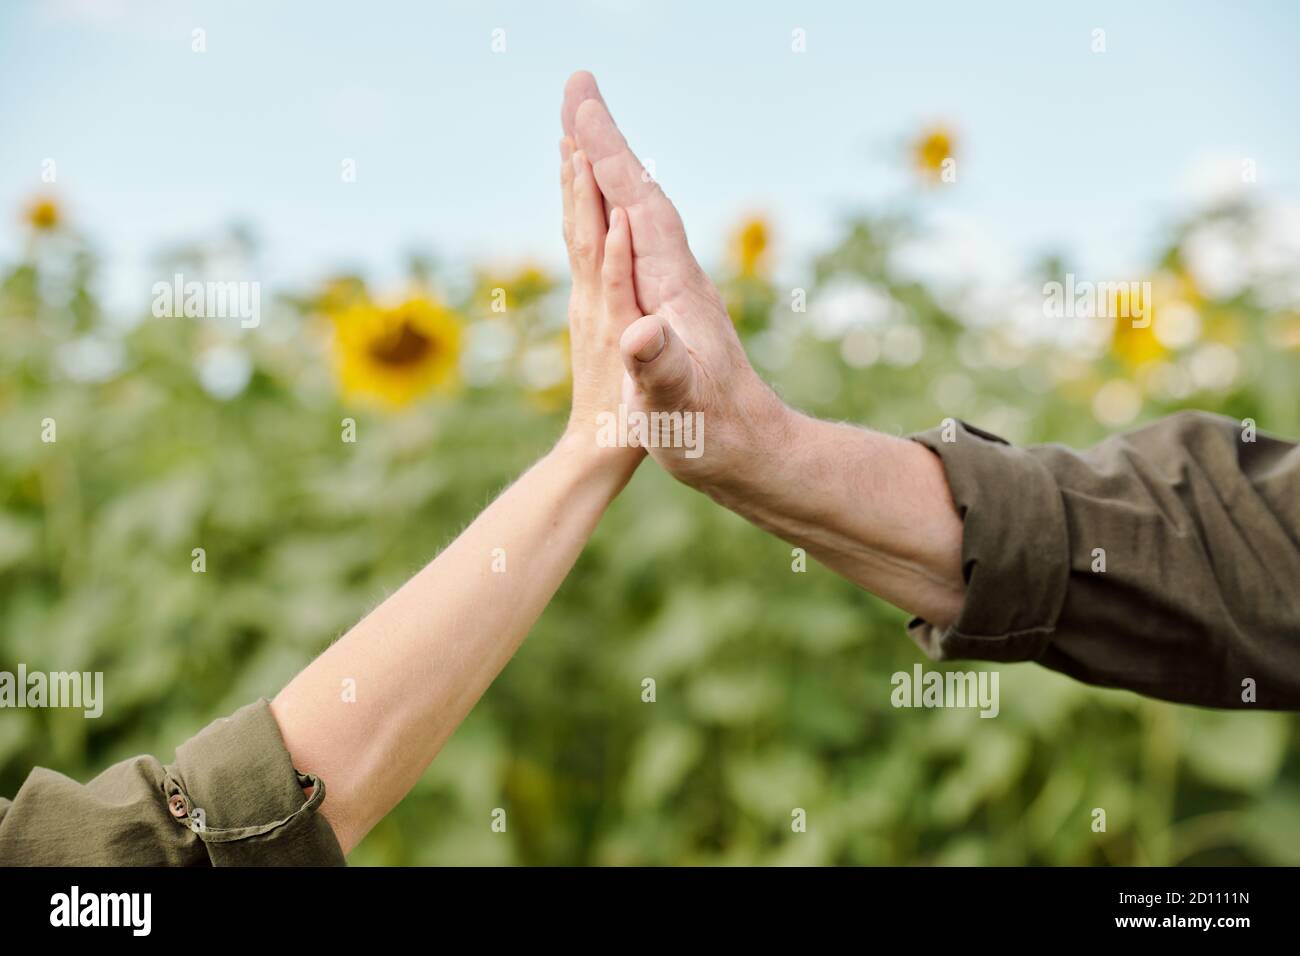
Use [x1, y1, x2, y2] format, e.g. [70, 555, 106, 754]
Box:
[571, 151, 585, 175]
[634, 326, 666, 363]
[610, 207, 623, 228]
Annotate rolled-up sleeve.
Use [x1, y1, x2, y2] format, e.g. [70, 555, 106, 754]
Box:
[0, 698, 345, 866]
[907, 412, 1300, 709]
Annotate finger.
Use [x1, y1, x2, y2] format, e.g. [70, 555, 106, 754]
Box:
[573, 97, 690, 261]
[601, 207, 638, 323]
[559, 137, 575, 247]
[561, 70, 607, 140]
[573, 97, 659, 209]
[570, 149, 606, 275]
[619, 314, 696, 409]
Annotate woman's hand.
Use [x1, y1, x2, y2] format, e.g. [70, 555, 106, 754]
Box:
[558, 136, 645, 477]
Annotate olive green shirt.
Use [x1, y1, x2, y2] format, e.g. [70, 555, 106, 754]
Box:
[909, 411, 1300, 709]
[0, 699, 344, 866]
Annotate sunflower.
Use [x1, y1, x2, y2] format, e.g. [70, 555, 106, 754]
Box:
[730, 217, 770, 278]
[332, 297, 463, 407]
[723, 217, 776, 334]
[25, 196, 61, 232]
[912, 126, 955, 184]
[1109, 281, 1166, 369]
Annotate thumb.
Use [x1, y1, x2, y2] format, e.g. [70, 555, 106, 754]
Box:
[619, 315, 695, 409]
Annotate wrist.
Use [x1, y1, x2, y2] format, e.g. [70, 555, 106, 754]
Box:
[550, 426, 641, 501]
[696, 386, 801, 503]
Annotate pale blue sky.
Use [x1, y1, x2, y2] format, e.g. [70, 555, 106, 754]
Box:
[2, 0, 1297, 314]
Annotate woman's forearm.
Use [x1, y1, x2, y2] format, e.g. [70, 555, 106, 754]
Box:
[271, 134, 643, 856]
[270, 436, 635, 854]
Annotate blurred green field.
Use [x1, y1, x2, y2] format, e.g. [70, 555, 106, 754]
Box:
[2, 192, 1298, 865]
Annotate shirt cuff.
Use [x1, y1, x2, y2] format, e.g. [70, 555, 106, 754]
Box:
[162, 698, 345, 866]
[905, 419, 1070, 663]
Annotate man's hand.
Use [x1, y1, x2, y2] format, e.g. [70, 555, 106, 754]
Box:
[561, 71, 789, 497]
[561, 71, 967, 631]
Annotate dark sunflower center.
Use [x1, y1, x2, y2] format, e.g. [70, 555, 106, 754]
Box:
[369, 320, 434, 367]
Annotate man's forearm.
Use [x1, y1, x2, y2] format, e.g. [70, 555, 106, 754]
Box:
[702, 406, 966, 629]
[270, 439, 634, 855]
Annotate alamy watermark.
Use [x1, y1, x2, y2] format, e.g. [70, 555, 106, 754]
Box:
[1042, 274, 1151, 328]
[0, 664, 103, 718]
[596, 404, 705, 459]
[50, 886, 150, 936]
[152, 273, 261, 328]
[891, 664, 999, 718]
